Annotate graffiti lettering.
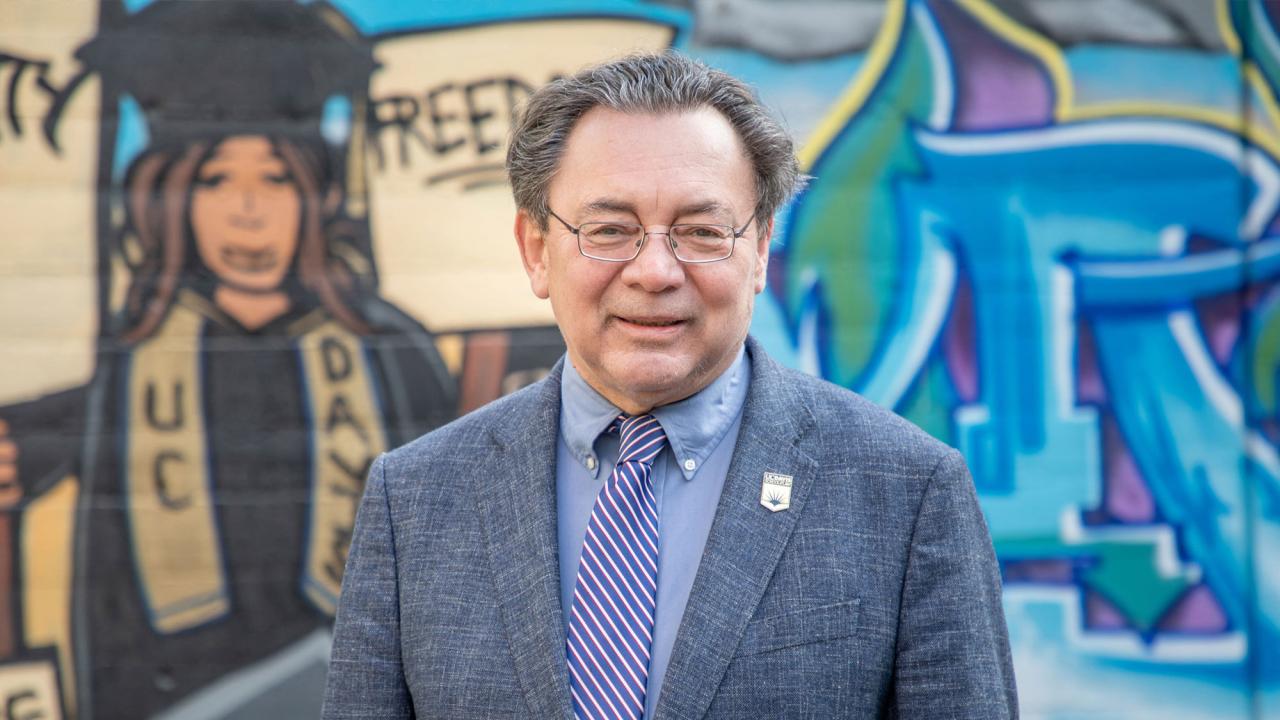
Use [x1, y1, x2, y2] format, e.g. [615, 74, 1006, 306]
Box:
[463, 77, 529, 154]
[368, 74, 538, 189]
[424, 83, 466, 155]
[0, 51, 89, 153]
[322, 525, 354, 585]
[144, 381, 184, 431]
[327, 449, 371, 486]
[326, 396, 371, 445]
[152, 450, 189, 511]
[321, 336, 353, 382]
[5, 687, 44, 720]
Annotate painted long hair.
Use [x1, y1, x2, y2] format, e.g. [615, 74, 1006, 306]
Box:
[117, 134, 370, 343]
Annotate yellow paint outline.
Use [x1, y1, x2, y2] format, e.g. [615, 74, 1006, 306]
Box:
[1218, 0, 1242, 56]
[959, 0, 1280, 159]
[956, 0, 1074, 119]
[797, 0, 1077, 171]
[797, 0, 1280, 197]
[1067, 102, 1241, 129]
[1245, 65, 1280, 154]
[798, 0, 906, 170]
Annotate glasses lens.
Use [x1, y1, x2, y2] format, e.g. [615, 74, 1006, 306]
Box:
[579, 223, 644, 260]
[671, 224, 734, 262]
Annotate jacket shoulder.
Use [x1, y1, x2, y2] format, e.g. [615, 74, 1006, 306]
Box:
[771, 363, 957, 473]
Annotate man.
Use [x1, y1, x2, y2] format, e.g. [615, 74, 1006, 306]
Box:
[324, 52, 1017, 719]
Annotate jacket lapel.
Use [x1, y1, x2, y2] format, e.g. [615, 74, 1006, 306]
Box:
[654, 340, 818, 720]
[473, 363, 574, 720]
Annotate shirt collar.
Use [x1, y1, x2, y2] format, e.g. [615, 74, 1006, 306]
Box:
[559, 345, 750, 481]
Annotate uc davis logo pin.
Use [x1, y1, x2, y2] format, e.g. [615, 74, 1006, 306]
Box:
[760, 472, 792, 512]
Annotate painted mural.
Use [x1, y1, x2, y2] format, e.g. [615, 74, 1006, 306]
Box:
[0, 0, 1274, 717]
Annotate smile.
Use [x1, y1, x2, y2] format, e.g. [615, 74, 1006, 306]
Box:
[623, 317, 684, 327]
[220, 246, 279, 273]
[612, 315, 689, 338]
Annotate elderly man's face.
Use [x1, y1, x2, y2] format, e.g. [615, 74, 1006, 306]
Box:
[516, 106, 770, 414]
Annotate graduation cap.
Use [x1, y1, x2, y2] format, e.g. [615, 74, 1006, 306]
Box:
[76, 0, 376, 145]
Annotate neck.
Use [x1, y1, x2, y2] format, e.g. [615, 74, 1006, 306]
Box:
[584, 371, 706, 417]
[213, 285, 291, 330]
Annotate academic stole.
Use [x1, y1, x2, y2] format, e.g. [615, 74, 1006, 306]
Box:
[125, 300, 386, 633]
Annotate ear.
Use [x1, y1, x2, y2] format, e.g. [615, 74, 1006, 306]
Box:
[515, 208, 551, 299]
[752, 216, 773, 294]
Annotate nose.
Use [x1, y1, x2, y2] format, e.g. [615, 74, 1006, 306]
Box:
[621, 230, 685, 292]
[231, 186, 264, 230]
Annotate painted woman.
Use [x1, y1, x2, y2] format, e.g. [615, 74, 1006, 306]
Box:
[1, 2, 456, 716]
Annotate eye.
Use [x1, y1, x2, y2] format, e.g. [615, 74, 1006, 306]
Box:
[583, 223, 640, 239]
[264, 173, 293, 186]
[676, 225, 730, 240]
[194, 173, 226, 189]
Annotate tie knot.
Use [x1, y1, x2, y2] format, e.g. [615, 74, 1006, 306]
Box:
[609, 414, 667, 465]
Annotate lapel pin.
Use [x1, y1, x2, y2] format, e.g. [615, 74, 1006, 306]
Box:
[760, 472, 793, 512]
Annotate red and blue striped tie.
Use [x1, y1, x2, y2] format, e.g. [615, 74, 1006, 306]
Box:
[567, 414, 666, 720]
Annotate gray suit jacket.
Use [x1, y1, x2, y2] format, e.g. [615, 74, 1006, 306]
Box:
[323, 339, 1017, 718]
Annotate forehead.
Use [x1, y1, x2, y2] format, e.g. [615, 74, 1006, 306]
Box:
[549, 106, 755, 215]
[203, 135, 283, 168]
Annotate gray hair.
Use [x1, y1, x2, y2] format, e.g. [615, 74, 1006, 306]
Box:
[507, 51, 804, 229]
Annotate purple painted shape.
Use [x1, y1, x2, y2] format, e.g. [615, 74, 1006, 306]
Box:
[926, 0, 1054, 130]
[943, 274, 979, 402]
[1264, 1, 1280, 34]
[1157, 584, 1228, 633]
[1076, 320, 1106, 405]
[1085, 590, 1130, 630]
[1268, 214, 1280, 236]
[766, 251, 790, 317]
[1103, 417, 1156, 523]
[1003, 559, 1074, 583]
[1194, 294, 1241, 368]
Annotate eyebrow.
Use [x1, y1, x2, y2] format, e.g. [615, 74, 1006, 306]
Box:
[580, 198, 735, 220]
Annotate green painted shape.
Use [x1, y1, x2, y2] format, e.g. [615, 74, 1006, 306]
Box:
[1236, 0, 1280, 95]
[1252, 302, 1280, 416]
[782, 16, 937, 389]
[995, 535, 1085, 558]
[898, 356, 956, 445]
[1080, 542, 1195, 633]
[995, 535, 1196, 633]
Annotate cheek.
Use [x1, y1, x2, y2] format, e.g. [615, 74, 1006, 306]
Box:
[547, 255, 613, 310]
[267, 187, 302, 249]
[699, 265, 757, 315]
[190, 190, 226, 259]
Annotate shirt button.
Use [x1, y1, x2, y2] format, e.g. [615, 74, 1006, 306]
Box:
[683, 458, 697, 472]
[586, 456, 597, 471]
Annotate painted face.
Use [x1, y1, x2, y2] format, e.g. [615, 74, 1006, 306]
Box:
[191, 135, 301, 293]
[517, 107, 770, 413]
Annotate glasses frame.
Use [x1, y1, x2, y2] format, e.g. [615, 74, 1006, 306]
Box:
[547, 208, 755, 264]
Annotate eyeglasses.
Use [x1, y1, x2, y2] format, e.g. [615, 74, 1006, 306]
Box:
[548, 208, 754, 263]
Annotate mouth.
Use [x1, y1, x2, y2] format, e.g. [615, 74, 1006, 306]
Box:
[220, 246, 279, 274]
[612, 314, 689, 337]
[619, 316, 685, 327]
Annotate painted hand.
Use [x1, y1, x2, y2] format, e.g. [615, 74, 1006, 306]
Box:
[0, 419, 19, 508]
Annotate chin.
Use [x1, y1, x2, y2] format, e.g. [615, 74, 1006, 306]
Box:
[223, 275, 286, 294]
[608, 354, 700, 397]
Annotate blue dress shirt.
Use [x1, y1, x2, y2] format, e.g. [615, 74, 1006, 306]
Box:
[556, 347, 750, 719]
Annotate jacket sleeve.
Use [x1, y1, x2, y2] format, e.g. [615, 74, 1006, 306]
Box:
[323, 454, 415, 719]
[889, 448, 1019, 718]
[2, 384, 88, 498]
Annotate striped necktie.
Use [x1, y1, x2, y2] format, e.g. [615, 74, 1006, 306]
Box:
[567, 414, 667, 720]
